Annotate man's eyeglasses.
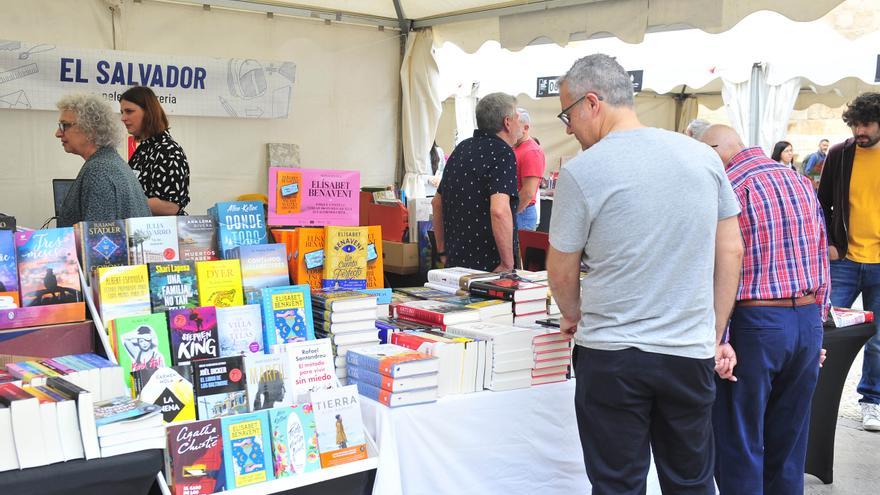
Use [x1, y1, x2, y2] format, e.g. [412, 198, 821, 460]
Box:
[57, 121, 77, 134]
[557, 93, 603, 127]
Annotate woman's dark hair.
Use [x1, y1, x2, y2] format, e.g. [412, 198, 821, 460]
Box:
[771, 141, 792, 163]
[843, 92, 880, 127]
[120, 86, 169, 138]
[430, 141, 440, 175]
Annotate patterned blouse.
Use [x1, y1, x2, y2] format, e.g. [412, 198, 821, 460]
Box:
[129, 130, 190, 213]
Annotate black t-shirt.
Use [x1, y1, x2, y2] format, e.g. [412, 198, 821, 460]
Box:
[129, 130, 190, 212]
[438, 130, 518, 271]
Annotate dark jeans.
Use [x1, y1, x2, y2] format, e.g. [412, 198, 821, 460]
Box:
[574, 346, 716, 495]
[829, 258, 880, 404]
[713, 304, 822, 494]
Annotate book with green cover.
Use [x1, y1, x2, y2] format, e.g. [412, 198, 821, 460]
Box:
[113, 313, 172, 390]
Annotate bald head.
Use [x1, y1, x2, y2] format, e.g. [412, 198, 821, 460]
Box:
[700, 125, 745, 166]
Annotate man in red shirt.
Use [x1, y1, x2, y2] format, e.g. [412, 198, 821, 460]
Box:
[514, 108, 546, 231]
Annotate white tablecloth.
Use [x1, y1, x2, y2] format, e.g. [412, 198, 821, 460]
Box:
[360, 380, 663, 495]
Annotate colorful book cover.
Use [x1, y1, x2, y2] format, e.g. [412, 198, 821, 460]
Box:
[96, 264, 151, 324]
[214, 201, 268, 258]
[126, 216, 180, 264]
[294, 227, 324, 290]
[270, 229, 298, 282]
[169, 307, 220, 365]
[261, 285, 315, 348]
[133, 365, 195, 423]
[196, 260, 244, 308]
[0, 230, 19, 307]
[194, 356, 248, 420]
[93, 396, 161, 426]
[113, 312, 172, 389]
[229, 244, 290, 304]
[166, 419, 226, 495]
[76, 220, 129, 277]
[177, 215, 218, 262]
[216, 304, 265, 356]
[221, 411, 275, 489]
[148, 261, 198, 312]
[271, 339, 335, 403]
[345, 343, 439, 378]
[310, 385, 368, 467]
[15, 228, 82, 307]
[267, 167, 359, 226]
[366, 225, 384, 289]
[244, 353, 292, 411]
[322, 226, 368, 291]
[268, 404, 320, 478]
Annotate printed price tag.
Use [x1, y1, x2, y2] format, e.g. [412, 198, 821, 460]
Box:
[304, 249, 324, 270]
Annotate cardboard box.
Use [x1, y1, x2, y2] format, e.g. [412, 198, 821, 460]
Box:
[383, 240, 419, 275]
[0, 319, 95, 367]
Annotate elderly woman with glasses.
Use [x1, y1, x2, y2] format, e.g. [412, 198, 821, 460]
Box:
[54, 93, 151, 227]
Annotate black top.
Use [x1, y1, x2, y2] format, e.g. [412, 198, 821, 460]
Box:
[817, 138, 855, 257]
[129, 130, 190, 213]
[438, 129, 518, 272]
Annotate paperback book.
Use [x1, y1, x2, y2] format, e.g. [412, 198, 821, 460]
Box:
[244, 353, 292, 411]
[268, 404, 321, 477]
[148, 261, 198, 312]
[113, 312, 172, 389]
[261, 285, 315, 348]
[76, 219, 129, 277]
[126, 216, 180, 263]
[96, 264, 151, 324]
[310, 384, 368, 467]
[267, 167, 360, 226]
[271, 338, 335, 403]
[196, 260, 244, 308]
[166, 419, 225, 495]
[229, 243, 289, 304]
[221, 410, 275, 489]
[16, 228, 82, 307]
[293, 227, 324, 289]
[322, 226, 368, 290]
[194, 356, 248, 419]
[132, 365, 195, 423]
[216, 304, 265, 356]
[0, 230, 19, 307]
[177, 215, 218, 262]
[213, 201, 268, 258]
[366, 225, 384, 289]
[169, 307, 220, 365]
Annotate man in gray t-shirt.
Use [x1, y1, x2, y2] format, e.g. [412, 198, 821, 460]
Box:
[547, 54, 743, 494]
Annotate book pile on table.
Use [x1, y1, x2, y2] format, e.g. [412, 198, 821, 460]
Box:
[391, 329, 484, 396]
[468, 275, 549, 327]
[527, 328, 573, 386]
[346, 343, 439, 407]
[446, 322, 535, 391]
[312, 290, 379, 384]
[94, 397, 164, 457]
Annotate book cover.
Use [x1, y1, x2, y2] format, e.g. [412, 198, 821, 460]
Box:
[113, 312, 172, 389]
[76, 220, 129, 277]
[229, 244, 290, 304]
[169, 307, 220, 365]
[196, 260, 244, 308]
[345, 343, 438, 378]
[244, 353, 291, 411]
[294, 227, 324, 290]
[261, 285, 315, 348]
[221, 411, 275, 488]
[322, 226, 368, 291]
[177, 215, 218, 262]
[271, 339, 335, 403]
[15, 228, 82, 307]
[268, 404, 320, 478]
[267, 167, 359, 226]
[0, 230, 19, 307]
[194, 356, 248, 420]
[216, 304, 265, 356]
[366, 225, 383, 289]
[96, 265, 151, 324]
[214, 201, 268, 258]
[396, 300, 481, 326]
[166, 419, 226, 495]
[270, 228, 298, 282]
[93, 396, 161, 427]
[126, 216, 180, 264]
[310, 385, 368, 467]
[133, 366, 195, 423]
[148, 261, 198, 312]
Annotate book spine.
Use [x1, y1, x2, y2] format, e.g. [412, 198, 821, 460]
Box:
[468, 284, 515, 301]
[390, 332, 431, 352]
[347, 378, 391, 406]
[394, 305, 444, 325]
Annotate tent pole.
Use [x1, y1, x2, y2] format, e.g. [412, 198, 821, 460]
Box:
[748, 63, 762, 148]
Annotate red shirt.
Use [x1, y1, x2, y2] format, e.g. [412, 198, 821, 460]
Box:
[514, 138, 545, 207]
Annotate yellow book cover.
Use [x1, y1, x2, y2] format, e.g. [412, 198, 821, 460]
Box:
[294, 228, 324, 290]
[96, 265, 151, 325]
[366, 225, 384, 289]
[196, 260, 244, 308]
[322, 226, 368, 291]
[271, 229, 298, 282]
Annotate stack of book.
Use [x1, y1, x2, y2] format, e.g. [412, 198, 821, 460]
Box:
[424, 267, 499, 295]
[312, 290, 379, 383]
[346, 343, 439, 407]
[391, 330, 484, 395]
[94, 397, 164, 457]
[394, 299, 480, 330]
[468, 276, 549, 327]
[528, 328, 573, 386]
[446, 321, 535, 391]
[6, 353, 127, 401]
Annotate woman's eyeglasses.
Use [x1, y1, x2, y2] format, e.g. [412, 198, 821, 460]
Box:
[57, 121, 77, 134]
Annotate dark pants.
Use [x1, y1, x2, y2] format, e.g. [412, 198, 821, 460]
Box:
[713, 304, 822, 494]
[574, 346, 716, 495]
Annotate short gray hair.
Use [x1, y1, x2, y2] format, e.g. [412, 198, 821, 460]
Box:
[558, 54, 633, 107]
[517, 107, 531, 125]
[686, 118, 711, 140]
[476, 92, 517, 134]
[56, 93, 122, 147]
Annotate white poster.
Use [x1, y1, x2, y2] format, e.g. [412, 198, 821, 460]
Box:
[0, 39, 296, 119]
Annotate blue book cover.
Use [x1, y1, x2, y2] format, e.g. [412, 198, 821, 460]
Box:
[0, 230, 19, 307]
[214, 201, 267, 259]
[93, 397, 160, 426]
[268, 404, 321, 478]
[221, 410, 275, 489]
[217, 304, 265, 356]
[260, 285, 315, 349]
[229, 244, 290, 305]
[77, 219, 129, 276]
[358, 288, 392, 305]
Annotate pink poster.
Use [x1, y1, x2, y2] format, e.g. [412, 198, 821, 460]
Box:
[267, 167, 360, 227]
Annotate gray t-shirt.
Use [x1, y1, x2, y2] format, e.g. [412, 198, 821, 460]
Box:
[549, 127, 740, 359]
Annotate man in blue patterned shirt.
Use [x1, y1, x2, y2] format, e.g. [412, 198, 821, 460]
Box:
[432, 93, 521, 272]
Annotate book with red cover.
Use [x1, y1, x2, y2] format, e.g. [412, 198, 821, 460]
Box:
[394, 300, 480, 326]
[468, 277, 548, 302]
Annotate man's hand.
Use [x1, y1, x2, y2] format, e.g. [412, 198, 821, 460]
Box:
[493, 263, 514, 273]
[559, 313, 580, 340]
[715, 342, 738, 381]
[829, 245, 840, 261]
[820, 348, 827, 368]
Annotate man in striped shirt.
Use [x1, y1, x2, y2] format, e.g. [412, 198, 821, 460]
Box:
[701, 125, 830, 495]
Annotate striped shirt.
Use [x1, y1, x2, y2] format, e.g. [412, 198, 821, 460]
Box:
[726, 148, 830, 314]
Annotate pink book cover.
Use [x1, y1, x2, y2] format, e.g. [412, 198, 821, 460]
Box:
[267, 167, 359, 227]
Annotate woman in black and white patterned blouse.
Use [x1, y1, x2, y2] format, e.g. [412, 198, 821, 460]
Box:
[120, 86, 190, 215]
